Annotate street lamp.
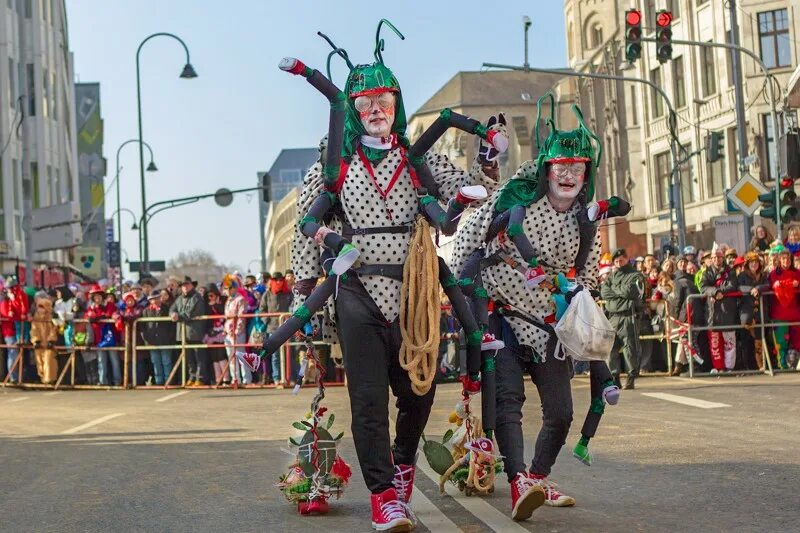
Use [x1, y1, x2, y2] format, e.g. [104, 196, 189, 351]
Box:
[115, 139, 156, 285]
[523, 16, 532, 70]
[136, 32, 197, 273]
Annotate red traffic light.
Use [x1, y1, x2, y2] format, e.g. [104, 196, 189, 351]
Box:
[626, 9, 642, 26]
[656, 10, 673, 27]
[781, 177, 794, 188]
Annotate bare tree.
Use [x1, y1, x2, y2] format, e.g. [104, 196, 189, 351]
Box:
[160, 249, 240, 287]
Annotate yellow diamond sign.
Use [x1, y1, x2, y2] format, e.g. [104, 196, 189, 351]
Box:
[727, 173, 769, 216]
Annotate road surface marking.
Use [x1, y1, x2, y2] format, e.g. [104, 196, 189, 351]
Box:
[61, 413, 124, 434]
[8, 396, 30, 403]
[43, 391, 62, 396]
[155, 390, 190, 403]
[411, 487, 462, 532]
[641, 392, 730, 409]
[416, 459, 528, 533]
[670, 376, 725, 386]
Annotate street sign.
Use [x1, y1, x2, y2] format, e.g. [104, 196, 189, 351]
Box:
[73, 245, 102, 279]
[128, 260, 166, 272]
[31, 222, 83, 252]
[726, 173, 769, 216]
[214, 188, 234, 207]
[107, 241, 121, 268]
[31, 201, 81, 230]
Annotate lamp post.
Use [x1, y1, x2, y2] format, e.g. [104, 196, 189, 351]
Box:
[136, 32, 197, 273]
[116, 139, 156, 283]
[522, 16, 532, 70]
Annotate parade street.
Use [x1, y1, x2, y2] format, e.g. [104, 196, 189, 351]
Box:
[1, 374, 796, 533]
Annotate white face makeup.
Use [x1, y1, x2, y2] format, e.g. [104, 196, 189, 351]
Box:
[356, 92, 395, 137]
[546, 162, 586, 207]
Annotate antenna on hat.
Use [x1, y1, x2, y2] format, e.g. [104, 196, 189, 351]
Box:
[374, 19, 404, 64]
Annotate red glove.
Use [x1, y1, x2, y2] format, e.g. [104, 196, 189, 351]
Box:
[459, 374, 481, 395]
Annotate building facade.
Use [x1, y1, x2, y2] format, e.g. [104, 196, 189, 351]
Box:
[0, 0, 79, 275]
[563, 0, 800, 252]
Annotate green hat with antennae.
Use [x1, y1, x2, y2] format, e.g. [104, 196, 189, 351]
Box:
[494, 92, 602, 213]
[320, 20, 409, 163]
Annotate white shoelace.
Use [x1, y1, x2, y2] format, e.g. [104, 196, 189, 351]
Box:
[393, 465, 413, 501]
[381, 499, 416, 524]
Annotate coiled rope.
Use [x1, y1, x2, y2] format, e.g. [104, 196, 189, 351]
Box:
[399, 216, 441, 396]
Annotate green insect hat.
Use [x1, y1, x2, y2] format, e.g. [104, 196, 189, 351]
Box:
[343, 62, 409, 162]
[320, 19, 410, 163]
[494, 92, 602, 213]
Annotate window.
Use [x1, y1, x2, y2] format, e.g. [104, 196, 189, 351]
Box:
[23, 0, 31, 18]
[54, 167, 61, 203]
[26, 63, 35, 116]
[46, 165, 52, 206]
[725, 30, 735, 87]
[669, 0, 681, 20]
[51, 70, 57, 121]
[650, 67, 664, 118]
[590, 24, 603, 48]
[758, 9, 791, 69]
[707, 135, 726, 197]
[655, 152, 671, 210]
[700, 42, 716, 97]
[763, 113, 778, 180]
[31, 162, 39, 209]
[7, 58, 14, 108]
[672, 56, 686, 108]
[630, 86, 638, 126]
[567, 22, 574, 58]
[655, 152, 670, 210]
[12, 159, 19, 210]
[42, 67, 49, 118]
[677, 153, 694, 203]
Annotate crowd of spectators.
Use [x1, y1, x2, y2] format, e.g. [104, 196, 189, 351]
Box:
[597, 224, 800, 377]
[0, 270, 341, 388]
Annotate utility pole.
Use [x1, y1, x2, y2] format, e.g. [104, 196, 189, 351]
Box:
[728, 0, 752, 246]
[18, 6, 34, 288]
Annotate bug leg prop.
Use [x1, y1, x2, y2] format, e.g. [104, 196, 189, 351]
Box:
[408, 109, 508, 235]
[281, 57, 359, 275]
[573, 360, 619, 466]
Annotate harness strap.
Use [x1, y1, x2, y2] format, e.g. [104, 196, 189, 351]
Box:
[341, 222, 414, 238]
[351, 263, 404, 281]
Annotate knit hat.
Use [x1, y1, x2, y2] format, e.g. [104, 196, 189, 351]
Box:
[770, 242, 789, 255]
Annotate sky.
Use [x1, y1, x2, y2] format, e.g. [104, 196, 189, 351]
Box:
[66, 0, 567, 276]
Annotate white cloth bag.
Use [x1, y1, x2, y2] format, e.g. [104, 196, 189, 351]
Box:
[554, 290, 615, 361]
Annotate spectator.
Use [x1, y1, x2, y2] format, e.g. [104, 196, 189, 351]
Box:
[85, 285, 121, 386]
[142, 290, 174, 386]
[166, 276, 180, 298]
[750, 225, 773, 252]
[601, 248, 646, 389]
[1, 277, 26, 382]
[262, 272, 292, 387]
[768, 243, 800, 369]
[223, 276, 251, 385]
[682, 245, 697, 264]
[70, 297, 96, 384]
[737, 252, 770, 370]
[695, 250, 713, 290]
[634, 256, 645, 273]
[30, 292, 58, 384]
[700, 245, 739, 373]
[670, 255, 701, 375]
[643, 254, 659, 273]
[724, 248, 738, 268]
[785, 226, 800, 255]
[121, 291, 145, 384]
[170, 276, 209, 386]
[204, 284, 228, 385]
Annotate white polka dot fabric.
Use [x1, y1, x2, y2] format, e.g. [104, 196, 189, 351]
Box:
[450, 160, 601, 360]
[291, 146, 499, 341]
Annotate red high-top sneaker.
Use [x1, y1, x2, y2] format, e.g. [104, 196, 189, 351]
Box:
[530, 474, 576, 507]
[393, 464, 416, 503]
[370, 487, 414, 532]
[510, 472, 545, 521]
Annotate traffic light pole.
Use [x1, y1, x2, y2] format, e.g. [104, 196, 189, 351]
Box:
[641, 35, 782, 238]
[482, 61, 688, 248]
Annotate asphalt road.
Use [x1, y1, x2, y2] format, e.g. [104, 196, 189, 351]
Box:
[1, 373, 798, 532]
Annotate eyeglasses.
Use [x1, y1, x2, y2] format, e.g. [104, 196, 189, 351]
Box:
[551, 162, 586, 179]
[353, 92, 395, 113]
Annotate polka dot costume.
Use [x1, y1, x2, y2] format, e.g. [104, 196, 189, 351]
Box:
[291, 143, 499, 341]
[450, 160, 601, 360]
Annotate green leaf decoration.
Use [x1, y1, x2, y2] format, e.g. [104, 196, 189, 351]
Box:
[301, 420, 312, 428]
[289, 437, 301, 446]
[442, 429, 454, 444]
[326, 413, 335, 430]
[292, 422, 307, 431]
[334, 431, 344, 441]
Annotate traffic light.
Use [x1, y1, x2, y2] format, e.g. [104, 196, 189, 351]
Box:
[624, 9, 642, 62]
[706, 131, 724, 163]
[655, 10, 673, 63]
[759, 178, 798, 224]
[261, 172, 271, 203]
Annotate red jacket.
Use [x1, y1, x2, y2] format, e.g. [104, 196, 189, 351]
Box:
[769, 267, 800, 322]
[0, 299, 15, 338]
[85, 302, 117, 346]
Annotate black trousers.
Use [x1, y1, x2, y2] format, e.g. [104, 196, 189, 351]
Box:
[491, 315, 574, 481]
[185, 346, 210, 384]
[335, 276, 436, 493]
